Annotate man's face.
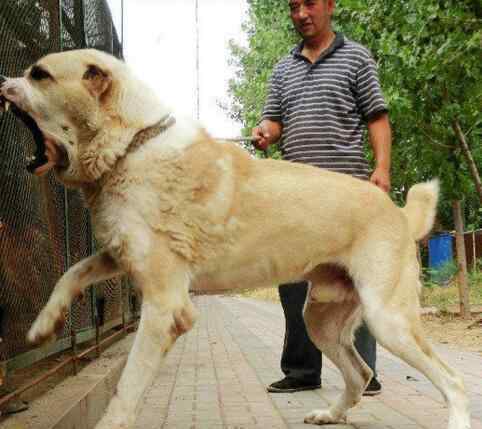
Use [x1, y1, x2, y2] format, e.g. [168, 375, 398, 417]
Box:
[289, 0, 334, 40]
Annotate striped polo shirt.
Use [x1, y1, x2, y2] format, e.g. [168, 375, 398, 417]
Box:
[262, 33, 387, 179]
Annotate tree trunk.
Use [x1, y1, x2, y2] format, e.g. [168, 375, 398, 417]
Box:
[416, 242, 426, 306]
[452, 120, 482, 203]
[452, 200, 471, 319]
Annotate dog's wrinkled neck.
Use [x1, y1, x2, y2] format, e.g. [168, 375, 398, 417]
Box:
[90, 113, 176, 184]
[80, 115, 175, 206]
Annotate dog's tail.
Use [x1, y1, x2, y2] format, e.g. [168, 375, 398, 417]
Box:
[401, 179, 439, 241]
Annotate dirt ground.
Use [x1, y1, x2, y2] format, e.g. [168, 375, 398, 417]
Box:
[421, 311, 482, 353]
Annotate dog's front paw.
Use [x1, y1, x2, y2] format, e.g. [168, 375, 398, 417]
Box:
[304, 409, 345, 425]
[27, 306, 68, 345]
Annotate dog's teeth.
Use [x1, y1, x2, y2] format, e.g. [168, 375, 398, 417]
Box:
[5, 101, 10, 111]
[26, 155, 36, 162]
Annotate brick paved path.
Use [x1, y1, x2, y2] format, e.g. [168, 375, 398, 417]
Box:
[135, 296, 482, 429]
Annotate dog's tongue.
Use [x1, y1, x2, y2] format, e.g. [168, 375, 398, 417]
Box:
[33, 139, 60, 176]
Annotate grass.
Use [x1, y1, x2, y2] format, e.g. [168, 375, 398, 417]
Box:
[422, 264, 482, 312]
[422, 283, 482, 311]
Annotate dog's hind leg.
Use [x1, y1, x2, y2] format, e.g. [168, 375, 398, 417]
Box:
[303, 295, 372, 425]
[360, 289, 470, 429]
[27, 251, 122, 344]
[355, 242, 470, 429]
[95, 269, 197, 429]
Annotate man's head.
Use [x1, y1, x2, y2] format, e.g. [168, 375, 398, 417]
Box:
[289, 0, 335, 41]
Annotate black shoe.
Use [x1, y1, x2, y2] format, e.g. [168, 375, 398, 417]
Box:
[267, 377, 321, 393]
[363, 377, 382, 396]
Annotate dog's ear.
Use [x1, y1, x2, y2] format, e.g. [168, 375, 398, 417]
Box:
[79, 63, 134, 181]
[82, 64, 111, 99]
[80, 122, 137, 181]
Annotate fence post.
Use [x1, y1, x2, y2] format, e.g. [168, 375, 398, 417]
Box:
[70, 328, 78, 375]
[473, 231, 477, 272]
[0, 361, 6, 387]
[78, 0, 87, 47]
[452, 200, 471, 319]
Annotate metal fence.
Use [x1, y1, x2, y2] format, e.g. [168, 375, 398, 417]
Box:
[0, 0, 136, 388]
[464, 230, 482, 270]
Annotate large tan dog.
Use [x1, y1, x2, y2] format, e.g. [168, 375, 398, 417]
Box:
[0, 50, 470, 429]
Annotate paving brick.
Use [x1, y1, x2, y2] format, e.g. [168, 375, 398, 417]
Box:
[133, 296, 482, 429]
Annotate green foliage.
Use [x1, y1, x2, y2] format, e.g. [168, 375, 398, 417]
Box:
[470, 259, 482, 291]
[227, 1, 296, 141]
[227, 0, 482, 229]
[424, 260, 458, 286]
[335, 0, 482, 228]
[422, 258, 482, 311]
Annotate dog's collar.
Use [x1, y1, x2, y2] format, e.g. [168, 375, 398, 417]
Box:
[127, 113, 176, 154]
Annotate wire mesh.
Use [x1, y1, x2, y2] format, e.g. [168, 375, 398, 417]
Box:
[0, 0, 128, 365]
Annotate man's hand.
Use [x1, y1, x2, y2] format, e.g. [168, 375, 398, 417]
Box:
[370, 167, 391, 193]
[251, 120, 282, 151]
[251, 123, 271, 151]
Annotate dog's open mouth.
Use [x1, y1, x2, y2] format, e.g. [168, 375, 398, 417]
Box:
[0, 94, 69, 176]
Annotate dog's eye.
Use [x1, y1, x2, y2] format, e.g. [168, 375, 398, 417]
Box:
[30, 66, 52, 81]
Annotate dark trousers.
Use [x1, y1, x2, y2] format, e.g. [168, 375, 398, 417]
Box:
[279, 281, 376, 382]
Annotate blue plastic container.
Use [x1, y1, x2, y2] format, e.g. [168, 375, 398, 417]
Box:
[428, 233, 454, 283]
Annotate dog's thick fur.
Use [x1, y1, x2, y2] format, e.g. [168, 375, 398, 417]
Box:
[0, 50, 470, 429]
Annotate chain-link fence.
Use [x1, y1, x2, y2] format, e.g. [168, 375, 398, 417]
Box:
[0, 0, 136, 382]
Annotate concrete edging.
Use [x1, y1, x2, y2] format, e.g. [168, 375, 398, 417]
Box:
[1, 333, 134, 429]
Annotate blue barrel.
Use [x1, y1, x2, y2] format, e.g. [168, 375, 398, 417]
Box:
[428, 233, 454, 283]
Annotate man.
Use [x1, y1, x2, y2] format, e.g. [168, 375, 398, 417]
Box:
[252, 0, 392, 395]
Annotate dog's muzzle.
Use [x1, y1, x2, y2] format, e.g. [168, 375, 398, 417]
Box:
[0, 74, 49, 173]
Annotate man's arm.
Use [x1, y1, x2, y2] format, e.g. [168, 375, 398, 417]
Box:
[368, 113, 392, 192]
[251, 119, 283, 151]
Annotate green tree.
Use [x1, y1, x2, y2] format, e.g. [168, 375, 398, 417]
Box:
[335, 0, 482, 229]
[227, 0, 295, 157]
